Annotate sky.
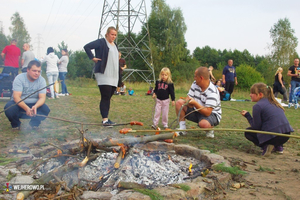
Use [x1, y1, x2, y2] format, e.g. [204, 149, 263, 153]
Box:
[1, 0, 300, 59]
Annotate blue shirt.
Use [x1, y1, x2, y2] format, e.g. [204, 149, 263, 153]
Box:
[222, 65, 236, 82]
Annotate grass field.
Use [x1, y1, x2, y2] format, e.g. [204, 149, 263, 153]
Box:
[0, 78, 299, 156]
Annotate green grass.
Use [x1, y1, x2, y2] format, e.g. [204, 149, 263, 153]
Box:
[212, 162, 247, 175]
[0, 78, 299, 156]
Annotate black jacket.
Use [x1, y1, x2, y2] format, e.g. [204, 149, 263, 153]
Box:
[84, 38, 118, 73]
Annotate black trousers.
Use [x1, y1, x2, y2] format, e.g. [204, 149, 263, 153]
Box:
[98, 85, 116, 119]
[245, 131, 289, 147]
[225, 81, 235, 94]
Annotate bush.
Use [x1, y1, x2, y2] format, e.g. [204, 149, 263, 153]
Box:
[236, 64, 265, 89]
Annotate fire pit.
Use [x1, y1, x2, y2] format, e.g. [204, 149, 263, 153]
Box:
[1, 134, 232, 200]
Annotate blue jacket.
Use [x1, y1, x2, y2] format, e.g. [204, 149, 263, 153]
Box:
[84, 38, 118, 73]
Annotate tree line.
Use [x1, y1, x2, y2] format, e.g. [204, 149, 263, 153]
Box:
[0, 0, 298, 89]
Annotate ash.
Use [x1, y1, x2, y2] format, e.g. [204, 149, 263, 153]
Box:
[37, 148, 206, 189]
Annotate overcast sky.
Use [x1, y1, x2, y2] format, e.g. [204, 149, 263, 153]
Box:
[1, 0, 300, 59]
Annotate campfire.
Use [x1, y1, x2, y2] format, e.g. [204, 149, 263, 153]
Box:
[3, 126, 231, 200]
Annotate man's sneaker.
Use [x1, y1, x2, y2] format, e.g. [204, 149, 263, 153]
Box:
[288, 103, 294, 108]
[295, 104, 299, 109]
[57, 93, 65, 96]
[12, 126, 20, 131]
[274, 145, 284, 154]
[65, 93, 69, 96]
[262, 144, 274, 157]
[174, 129, 187, 137]
[31, 126, 39, 130]
[102, 119, 116, 127]
[206, 130, 214, 138]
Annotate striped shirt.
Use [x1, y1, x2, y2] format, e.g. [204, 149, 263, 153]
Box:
[187, 81, 222, 122]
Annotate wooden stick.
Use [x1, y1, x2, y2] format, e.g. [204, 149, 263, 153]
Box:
[126, 128, 300, 139]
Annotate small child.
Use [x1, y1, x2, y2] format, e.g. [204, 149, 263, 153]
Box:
[152, 67, 175, 131]
[120, 82, 126, 95]
[241, 83, 293, 157]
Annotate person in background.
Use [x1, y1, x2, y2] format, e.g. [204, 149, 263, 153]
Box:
[222, 59, 238, 95]
[4, 60, 50, 130]
[41, 47, 59, 99]
[116, 51, 127, 94]
[273, 67, 288, 102]
[241, 83, 293, 156]
[208, 66, 216, 82]
[57, 49, 70, 96]
[21, 43, 35, 73]
[175, 67, 221, 138]
[152, 67, 175, 131]
[84, 26, 119, 127]
[287, 58, 300, 108]
[1, 39, 21, 80]
[119, 82, 126, 95]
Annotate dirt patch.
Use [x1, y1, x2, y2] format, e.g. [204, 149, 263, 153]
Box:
[218, 148, 300, 200]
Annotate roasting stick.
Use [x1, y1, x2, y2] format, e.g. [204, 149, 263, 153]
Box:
[119, 128, 300, 139]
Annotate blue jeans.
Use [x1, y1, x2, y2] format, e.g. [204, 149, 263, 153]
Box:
[46, 72, 58, 98]
[59, 72, 68, 94]
[2, 66, 19, 80]
[4, 101, 50, 128]
[289, 80, 300, 104]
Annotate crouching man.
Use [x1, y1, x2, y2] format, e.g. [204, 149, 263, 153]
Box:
[4, 60, 50, 130]
[175, 67, 222, 138]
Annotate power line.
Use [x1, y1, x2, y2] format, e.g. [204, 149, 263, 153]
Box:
[42, 0, 56, 35]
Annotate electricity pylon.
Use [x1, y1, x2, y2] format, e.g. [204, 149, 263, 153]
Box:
[98, 0, 155, 84]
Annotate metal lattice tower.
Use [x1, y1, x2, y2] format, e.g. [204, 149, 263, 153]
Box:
[98, 0, 155, 84]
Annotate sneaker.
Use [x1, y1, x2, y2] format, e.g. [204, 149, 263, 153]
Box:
[102, 119, 116, 127]
[65, 93, 69, 96]
[12, 126, 20, 130]
[288, 103, 294, 108]
[57, 93, 65, 96]
[274, 145, 284, 154]
[262, 144, 274, 157]
[295, 104, 299, 109]
[31, 126, 39, 130]
[151, 125, 161, 134]
[175, 129, 187, 137]
[206, 130, 214, 138]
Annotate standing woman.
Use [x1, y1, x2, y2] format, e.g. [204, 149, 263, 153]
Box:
[58, 49, 69, 96]
[84, 27, 119, 126]
[273, 67, 288, 102]
[41, 47, 59, 99]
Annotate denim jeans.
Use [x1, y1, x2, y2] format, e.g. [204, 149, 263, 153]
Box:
[46, 72, 58, 98]
[59, 72, 68, 94]
[4, 101, 50, 128]
[289, 80, 300, 104]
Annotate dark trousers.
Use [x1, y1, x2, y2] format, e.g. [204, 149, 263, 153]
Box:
[245, 132, 289, 147]
[4, 100, 50, 128]
[225, 81, 235, 94]
[2, 67, 19, 80]
[98, 85, 116, 119]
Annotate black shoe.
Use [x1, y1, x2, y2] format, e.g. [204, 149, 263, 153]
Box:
[102, 119, 116, 127]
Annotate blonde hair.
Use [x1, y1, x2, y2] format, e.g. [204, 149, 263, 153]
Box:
[159, 67, 173, 83]
[208, 66, 213, 70]
[105, 26, 117, 38]
[275, 67, 283, 76]
[250, 83, 284, 111]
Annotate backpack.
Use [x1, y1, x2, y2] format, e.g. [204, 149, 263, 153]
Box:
[220, 91, 231, 101]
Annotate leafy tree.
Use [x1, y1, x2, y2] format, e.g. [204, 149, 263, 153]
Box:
[68, 51, 94, 79]
[8, 12, 31, 47]
[269, 18, 298, 68]
[54, 41, 72, 58]
[193, 46, 220, 68]
[0, 27, 9, 66]
[146, 0, 188, 73]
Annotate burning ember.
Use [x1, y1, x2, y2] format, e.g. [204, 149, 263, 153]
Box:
[35, 147, 207, 191]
